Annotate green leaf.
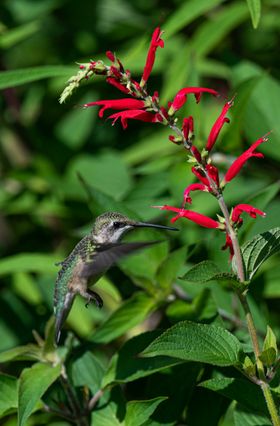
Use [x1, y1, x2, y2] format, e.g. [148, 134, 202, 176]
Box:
[163, 0, 223, 38]
[263, 326, 278, 354]
[180, 260, 220, 282]
[181, 261, 241, 288]
[18, 362, 61, 426]
[0, 66, 76, 90]
[200, 377, 268, 414]
[242, 74, 280, 161]
[156, 247, 186, 290]
[91, 387, 126, 426]
[70, 351, 105, 394]
[0, 374, 17, 417]
[102, 331, 182, 388]
[0, 21, 40, 49]
[125, 397, 167, 426]
[64, 151, 132, 201]
[191, 2, 249, 57]
[0, 253, 59, 276]
[0, 345, 41, 363]
[142, 321, 243, 366]
[241, 227, 280, 280]
[259, 326, 278, 366]
[234, 403, 271, 426]
[120, 233, 168, 290]
[55, 93, 97, 149]
[91, 293, 156, 344]
[246, 0, 261, 29]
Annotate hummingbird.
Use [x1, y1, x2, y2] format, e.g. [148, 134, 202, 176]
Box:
[54, 211, 177, 343]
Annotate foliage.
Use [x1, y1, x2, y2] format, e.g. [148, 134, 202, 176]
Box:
[1, 0, 280, 425]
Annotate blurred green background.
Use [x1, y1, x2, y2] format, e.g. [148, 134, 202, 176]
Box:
[0, 0, 280, 354]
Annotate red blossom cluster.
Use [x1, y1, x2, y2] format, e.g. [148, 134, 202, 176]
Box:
[80, 27, 268, 258]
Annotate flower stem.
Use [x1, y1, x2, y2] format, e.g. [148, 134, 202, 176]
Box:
[238, 292, 280, 425]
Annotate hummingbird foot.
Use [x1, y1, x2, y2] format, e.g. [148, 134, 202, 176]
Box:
[85, 289, 103, 309]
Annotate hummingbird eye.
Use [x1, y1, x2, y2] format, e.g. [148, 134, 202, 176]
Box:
[113, 221, 123, 229]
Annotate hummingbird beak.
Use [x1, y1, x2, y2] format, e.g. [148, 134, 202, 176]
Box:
[134, 222, 178, 231]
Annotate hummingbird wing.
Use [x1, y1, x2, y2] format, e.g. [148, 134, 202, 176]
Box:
[80, 241, 160, 279]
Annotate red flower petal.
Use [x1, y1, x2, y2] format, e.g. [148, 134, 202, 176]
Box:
[223, 135, 268, 184]
[140, 27, 164, 86]
[182, 116, 194, 140]
[83, 99, 146, 117]
[183, 183, 209, 204]
[206, 164, 220, 187]
[231, 204, 266, 224]
[106, 77, 131, 94]
[154, 205, 221, 229]
[192, 167, 209, 187]
[222, 234, 234, 258]
[108, 109, 157, 129]
[169, 87, 219, 114]
[206, 99, 233, 152]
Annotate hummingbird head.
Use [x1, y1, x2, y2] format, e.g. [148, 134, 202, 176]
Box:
[92, 212, 178, 244]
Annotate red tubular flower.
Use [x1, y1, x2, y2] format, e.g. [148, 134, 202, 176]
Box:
[231, 204, 266, 224]
[168, 87, 219, 115]
[183, 184, 209, 204]
[154, 205, 222, 228]
[108, 109, 157, 129]
[223, 135, 268, 184]
[206, 99, 234, 152]
[106, 51, 115, 62]
[222, 234, 234, 258]
[83, 99, 146, 117]
[191, 146, 202, 163]
[182, 116, 194, 140]
[106, 77, 131, 94]
[192, 167, 209, 187]
[206, 164, 220, 187]
[140, 27, 164, 86]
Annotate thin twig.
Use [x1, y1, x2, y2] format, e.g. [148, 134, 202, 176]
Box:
[88, 389, 104, 412]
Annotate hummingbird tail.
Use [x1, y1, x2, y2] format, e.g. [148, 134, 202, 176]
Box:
[54, 291, 75, 344]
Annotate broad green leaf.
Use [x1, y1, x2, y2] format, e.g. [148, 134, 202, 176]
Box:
[122, 129, 174, 166]
[166, 289, 218, 323]
[163, 0, 223, 38]
[241, 227, 280, 280]
[200, 377, 267, 414]
[70, 351, 105, 394]
[64, 151, 132, 201]
[55, 93, 97, 149]
[0, 374, 17, 417]
[91, 293, 156, 344]
[259, 348, 277, 367]
[246, 0, 261, 29]
[0, 21, 40, 49]
[119, 232, 168, 291]
[0, 253, 59, 276]
[181, 261, 241, 288]
[242, 74, 280, 160]
[125, 397, 167, 426]
[259, 326, 278, 366]
[241, 182, 280, 239]
[102, 331, 182, 388]
[234, 403, 271, 426]
[156, 247, 186, 290]
[142, 321, 243, 366]
[263, 326, 278, 354]
[181, 260, 220, 282]
[0, 66, 75, 90]
[18, 362, 61, 426]
[191, 2, 249, 57]
[91, 388, 126, 426]
[0, 345, 41, 363]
